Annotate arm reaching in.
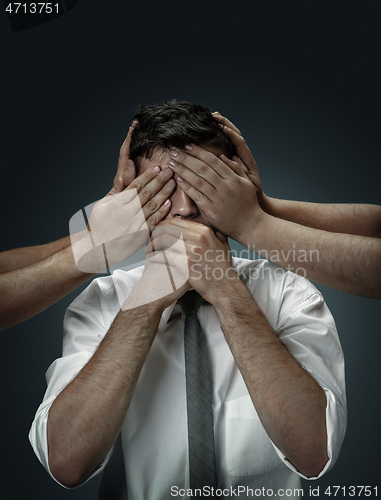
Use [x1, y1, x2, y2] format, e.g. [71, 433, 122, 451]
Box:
[0, 123, 137, 275]
[0, 126, 176, 330]
[261, 198, 381, 238]
[216, 112, 381, 239]
[168, 122, 381, 298]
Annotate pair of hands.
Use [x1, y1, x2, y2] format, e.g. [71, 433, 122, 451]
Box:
[164, 112, 269, 245]
[124, 218, 236, 311]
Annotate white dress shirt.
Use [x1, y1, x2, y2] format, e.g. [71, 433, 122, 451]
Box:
[29, 258, 347, 500]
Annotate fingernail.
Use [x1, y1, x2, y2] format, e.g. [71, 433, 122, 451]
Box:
[168, 160, 178, 168]
[153, 166, 160, 173]
[167, 179, 175, 187]
[176, 175, 183, 183]
[212, 111, 221, 116]
[164, 199, 171, 206]
[169, 149, 179, 157]
[185, 144, 193, 151]
[116, 177, 123, 190]
[163, 167, 173, 177]
[126, 160, 134, 169]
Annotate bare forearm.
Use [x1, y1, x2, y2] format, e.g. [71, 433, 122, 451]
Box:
[240, 213, 381, 298]
[0, 244, 93, 330]
[0, 236, 73, 274]
[47, 304, 162, 488]
[266, 197, 381, 238]
[213, 280, 328, 478]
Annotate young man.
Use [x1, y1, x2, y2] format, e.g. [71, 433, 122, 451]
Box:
[30, 100, 346, 499]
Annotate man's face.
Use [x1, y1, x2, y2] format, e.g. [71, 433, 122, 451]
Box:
[138, 146, 224, 230]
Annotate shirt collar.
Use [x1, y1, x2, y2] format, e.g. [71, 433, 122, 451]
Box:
[157, 289, 209, 333]
[157, 300, 179, 333]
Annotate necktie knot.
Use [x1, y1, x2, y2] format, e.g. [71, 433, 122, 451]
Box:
[177, 290, 207, 316]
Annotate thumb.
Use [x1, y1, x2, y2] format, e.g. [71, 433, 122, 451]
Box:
[105, 176, 124, 197]
[122, 160, 136, 189]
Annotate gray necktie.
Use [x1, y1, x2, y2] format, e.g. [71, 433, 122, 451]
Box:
[178, 290, 217, 490]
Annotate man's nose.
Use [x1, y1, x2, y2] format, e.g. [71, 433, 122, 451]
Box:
[169, 184, 199, 219]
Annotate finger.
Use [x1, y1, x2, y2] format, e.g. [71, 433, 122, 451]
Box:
[121, 159, 136, 188]
[175, 175, 213, 212]
[147, 224, 185, 255]
[220, 127, 260, 185]
[150, 223, 184, 240]
[168, 157, 217, 202]
[138, 167, 175, 207]
[219, 154, 249, 178]
[106, 182, 122, 197]
[171, 145, 235, 179]
[145, 199, 172, 229]
[126, 165, 163, 194]
[119, 166, 164, 215]
[142, 177, 176, 220]
[111, 159, 136, 195]
[115, 125, 134, 178]
[212, 112, 242, 136]
[169, 145, 233, 181]
[113, 121, 138, 189]
[158, 218, 215, 244]
[144, 250, 189, 285]
[158, 217, 207, 230]
[145, 232, 181, 254]
[221, 127, 252, 163]
[120, 121, 137, 160]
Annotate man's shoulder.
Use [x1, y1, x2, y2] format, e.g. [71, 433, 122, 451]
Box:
[232, 257, 319, 292]
[69, 265, 144, 312]
[232, 257, 324, 326]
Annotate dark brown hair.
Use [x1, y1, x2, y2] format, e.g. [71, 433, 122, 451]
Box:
[129, 99, 234, 166]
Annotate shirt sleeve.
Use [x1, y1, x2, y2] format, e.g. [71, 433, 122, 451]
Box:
[28, 283, 116, 488]
[271, 273, 347, 479]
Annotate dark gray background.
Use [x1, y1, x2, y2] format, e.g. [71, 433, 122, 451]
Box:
[0, 1, 380, 498]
